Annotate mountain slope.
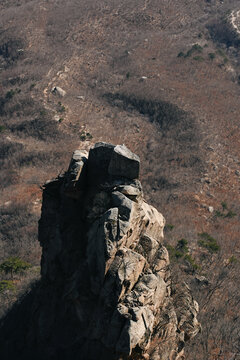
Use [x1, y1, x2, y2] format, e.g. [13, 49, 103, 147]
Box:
[0, 1, 240, 358]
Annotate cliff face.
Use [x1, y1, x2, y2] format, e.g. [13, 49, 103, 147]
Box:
[36, 142, 200, 360]
[0, 143, 200, 360]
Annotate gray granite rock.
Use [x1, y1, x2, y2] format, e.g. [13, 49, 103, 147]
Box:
[2, 143, 200, 360]
[111, 191, 132, 221]
[88, 142, 115, 185]
[108, 144, 140, 179]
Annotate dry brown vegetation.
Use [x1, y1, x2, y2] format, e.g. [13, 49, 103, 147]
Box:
[1, 0, 240, 358]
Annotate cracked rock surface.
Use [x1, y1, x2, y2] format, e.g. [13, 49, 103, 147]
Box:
[0, 142, 200, 360]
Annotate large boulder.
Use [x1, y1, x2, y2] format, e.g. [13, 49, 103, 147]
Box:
[87, 142, 140, 184]
[88, 142, 115, 185]
[108, 144, 140, 179]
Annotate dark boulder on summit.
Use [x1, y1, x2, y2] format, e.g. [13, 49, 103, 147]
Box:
[108, 144, 140, 179]
[88, 142, 115, 185]
[87, 142, 140, 185]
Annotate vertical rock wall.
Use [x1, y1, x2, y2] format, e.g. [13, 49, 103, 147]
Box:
[1, 142, 200, 360]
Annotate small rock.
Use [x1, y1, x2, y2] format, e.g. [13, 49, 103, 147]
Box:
[116, 185, 141, 197]
[112, 191, 132, 221]
[201, 177, 211, 184]
[64, 150, 88, 196]
[51, 86, 66, 97]
[72, 149, 88, 162]
[235, 170, 240, 176]
[195, 275, 209, 286]
[53, 114, 61, 122]
[4, 201, 12, 206]
[208, 206, 214, 213]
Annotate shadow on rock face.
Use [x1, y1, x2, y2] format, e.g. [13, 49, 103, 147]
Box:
[0, 143, 200, 360]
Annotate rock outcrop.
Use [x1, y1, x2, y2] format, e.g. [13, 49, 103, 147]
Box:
[0, 143, 200, 360]
[228, 9, 240, 40]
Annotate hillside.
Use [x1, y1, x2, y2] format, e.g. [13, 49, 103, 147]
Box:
[0, 0, 240, 358]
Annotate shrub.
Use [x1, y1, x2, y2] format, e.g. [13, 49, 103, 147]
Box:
[176, 238, 188, 253]
[0, 257, 31, 277]
[175, 250, 184, 259]
[184, 254, 200, 271]
[208, 53, 216, 60]
[198, 232, 220, 253]
[5, 89, 16, 100]
[57, 102, 66, 113]
[166, 241, 199, 272]
[221, 201, 227, 210]
[10, 118, 64, 142]
[177, 51, 185, 58]
[229, 256, 238, 264]
[5, 88, 21, 100]
[167, 239, 188, 258]
[165, 224, 174, 231]
[80, 131, 93, 141]
[184, 44, 203, 58]
[225, 210, 236, 218]
[0, 280, 15, 293]
[215, 210, 224, 217]
[193, 56, 204, 62]
[166, 244, 177, 259]
[191, 44, 203, 52]
[215, 203, 236, 218]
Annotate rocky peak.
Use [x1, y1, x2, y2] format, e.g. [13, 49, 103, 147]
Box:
[1, 143, 200, 359]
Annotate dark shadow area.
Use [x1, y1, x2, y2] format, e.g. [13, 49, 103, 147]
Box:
[0, 39, 25, 66]
[207, 20, 240, 48]
[0, 280, 40, 360]
[9, 118, 66, 142]
[104, 92, 195, 135]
